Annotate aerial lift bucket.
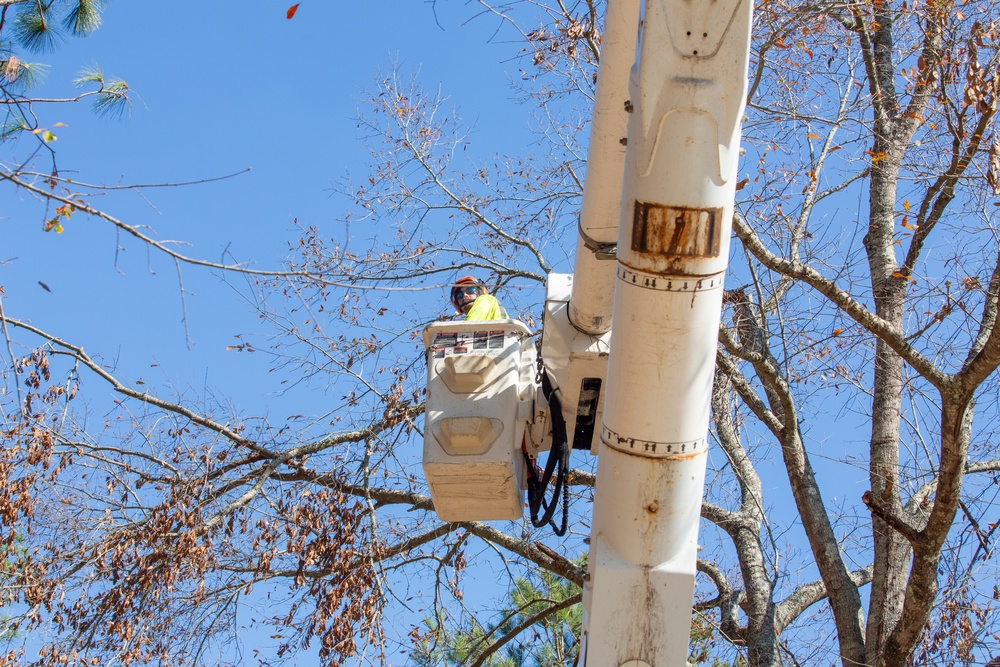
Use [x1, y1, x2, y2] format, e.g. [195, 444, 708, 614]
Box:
[421, 320, 543, 522]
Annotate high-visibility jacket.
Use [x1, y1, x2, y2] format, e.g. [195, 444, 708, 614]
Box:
[465, 294, 508, 321]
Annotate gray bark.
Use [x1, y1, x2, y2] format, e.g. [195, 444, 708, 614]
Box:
[712, 369, 781, 667]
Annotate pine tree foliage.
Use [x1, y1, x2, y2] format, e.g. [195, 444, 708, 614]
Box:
[73, 65, 130, 118]
[7, 0, 102, 52]
[410, 562, 739, 667]
[63, 0, 102, 37]
[0, 0, 128, 140]
[412, 567, 583, 667]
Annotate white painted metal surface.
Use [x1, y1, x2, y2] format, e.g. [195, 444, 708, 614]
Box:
[541, 274, 612, 453]
[540, 0, 641, 459]
[568, 0, 641, 335]
[580, 0, 754, 663]
[422, 320, 536, 521]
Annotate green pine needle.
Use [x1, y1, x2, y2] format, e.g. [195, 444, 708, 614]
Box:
[73, 64, 105, 87]
[13, 4, 62, 53]
[0, 115, 28, 141]
[1, 59, 48, 89]
[64, 0, 103, 36]
[73, 65, 132, 118]
[75, 66, 131, 118]
[92, 79, 131, 118]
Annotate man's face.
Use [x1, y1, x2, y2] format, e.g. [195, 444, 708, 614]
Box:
[454, 286, 481, 314]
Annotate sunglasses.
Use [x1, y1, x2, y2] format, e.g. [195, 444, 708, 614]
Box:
[454, 286, 481, 297]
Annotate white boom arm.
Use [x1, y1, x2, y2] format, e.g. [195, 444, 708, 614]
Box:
[579, 0, 753, 664]
[567, 0, 640, 336]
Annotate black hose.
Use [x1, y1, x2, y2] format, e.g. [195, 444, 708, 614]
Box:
[525, 371, 570, 536]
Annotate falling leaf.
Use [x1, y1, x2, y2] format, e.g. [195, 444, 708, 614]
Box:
[286, 3, 300, 19]
[806, 133, 821, 139]
[892, 271, 906, 278]
[37, 281, 51, 292]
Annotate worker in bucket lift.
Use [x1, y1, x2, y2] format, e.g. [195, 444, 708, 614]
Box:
[451, 276, 508, 321]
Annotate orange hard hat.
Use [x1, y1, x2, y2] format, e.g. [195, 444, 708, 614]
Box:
[451, 276, 488, 307]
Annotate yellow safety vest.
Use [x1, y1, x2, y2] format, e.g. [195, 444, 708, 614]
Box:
[465, 294, 508, 321]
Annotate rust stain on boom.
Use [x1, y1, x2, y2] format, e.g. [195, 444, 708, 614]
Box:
[631, 202, 723, 259]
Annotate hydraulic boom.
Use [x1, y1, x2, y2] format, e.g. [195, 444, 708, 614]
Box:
[576, 0, 753, 664]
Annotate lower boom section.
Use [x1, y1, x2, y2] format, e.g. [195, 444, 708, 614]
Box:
[581, 269, 720, 667]
[583, 443, 707, 666]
